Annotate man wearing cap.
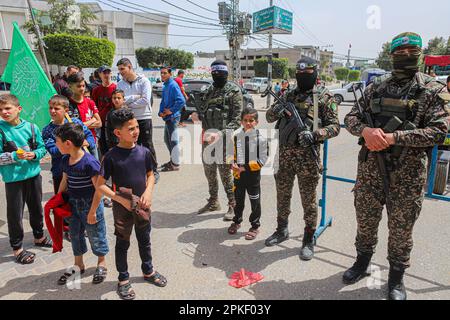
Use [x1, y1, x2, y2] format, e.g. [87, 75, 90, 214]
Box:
[344, 32, 449, 300]
[193, 60, 242, 221]
[92, 65, 117, 158]
[264, 57, 340, 261]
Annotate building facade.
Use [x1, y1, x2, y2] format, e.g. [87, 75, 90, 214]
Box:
[320, 49, 334, 77]
[214, 45, 322, 79]
[0, 0, 169, 74]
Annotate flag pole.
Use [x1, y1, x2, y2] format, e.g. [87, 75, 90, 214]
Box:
[26, 0, 51, 82]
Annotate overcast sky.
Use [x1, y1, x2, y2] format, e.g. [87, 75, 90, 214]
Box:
[79, 0, 450, 60]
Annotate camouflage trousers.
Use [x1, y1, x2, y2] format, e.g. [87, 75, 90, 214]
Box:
[353, 150, 426, 269]
[275, 146, 320, 229]
[202, 143, 234, 203]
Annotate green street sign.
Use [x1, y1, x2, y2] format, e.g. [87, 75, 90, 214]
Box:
[253, 6, 293, 35]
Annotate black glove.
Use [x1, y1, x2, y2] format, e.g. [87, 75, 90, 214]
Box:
[298, 131, 316, 148]
[271, 103, 285, 116]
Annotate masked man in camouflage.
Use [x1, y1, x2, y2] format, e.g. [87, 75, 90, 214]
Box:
[265, 57, 340, 261]
[343, 32, 449, 300]
[194, 60, 243, 221]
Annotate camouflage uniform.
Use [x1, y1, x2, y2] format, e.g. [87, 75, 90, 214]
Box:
[199, 81, 243, 205]
[344, 73, 449, 269]
[267, 85, 340, 229]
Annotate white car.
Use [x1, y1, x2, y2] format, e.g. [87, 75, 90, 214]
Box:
[244, 77, 269, 93]
[436, 75, 448, 83]
[329, 81, 366, 105]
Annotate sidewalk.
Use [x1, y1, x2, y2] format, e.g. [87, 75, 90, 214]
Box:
[0, 101, 449, 300]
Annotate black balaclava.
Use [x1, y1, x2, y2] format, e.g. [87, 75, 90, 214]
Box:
[295, 57, 318, 92]
[392, 53, 421, 82]
[211, 60, 229, 88]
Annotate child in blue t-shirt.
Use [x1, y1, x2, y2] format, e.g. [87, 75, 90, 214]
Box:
[55, 122, 109, 285]
[42, 95, 96, 194]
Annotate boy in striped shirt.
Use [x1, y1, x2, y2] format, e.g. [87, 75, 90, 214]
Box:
[56, 123, 109, 285]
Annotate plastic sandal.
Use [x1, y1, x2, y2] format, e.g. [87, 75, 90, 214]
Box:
[117, 282, 136, 300]
[15, 250, 35, 264]
[92, 266, 108, 284]
[143, 271, 167, 287]
[245, 228, 259, 240]
[228, 223, 241, 235]
[34, 236, 53, 248]
[57, 268, 85, 285]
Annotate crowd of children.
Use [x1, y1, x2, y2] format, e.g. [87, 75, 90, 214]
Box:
[0, 70, 266, 299]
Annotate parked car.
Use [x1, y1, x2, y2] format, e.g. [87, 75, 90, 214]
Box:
[183, 79, 254, 121]
[243, 77, 269, 93]
[329, 81, 366, 105]
[152, 81, 163, 97]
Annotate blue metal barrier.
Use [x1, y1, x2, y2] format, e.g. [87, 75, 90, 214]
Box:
[426, 134, 450, 202]
[315, 133, 450, 241]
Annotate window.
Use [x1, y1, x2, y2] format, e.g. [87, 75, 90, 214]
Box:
[247, 56, 254, 60]
[247, 66, 254, 70]
[273, 53, 279, 58]
[256, 56, 262, 59]
[98, 25, 108, 38]
[241, 66, 247, 70]
[115, 28, 133, 39]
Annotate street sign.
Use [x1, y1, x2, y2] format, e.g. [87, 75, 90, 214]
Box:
[253, 6, 293, 34]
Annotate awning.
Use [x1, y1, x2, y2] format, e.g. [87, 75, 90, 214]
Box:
[424, 55, 450, 67]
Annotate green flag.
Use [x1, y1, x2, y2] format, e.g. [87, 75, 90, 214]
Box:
[1, 22, 55, 129]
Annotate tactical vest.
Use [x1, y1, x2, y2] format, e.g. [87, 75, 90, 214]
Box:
[276, 91, 323, 146]
[367, 79, 420, 162]
[204, 87, 234, 131]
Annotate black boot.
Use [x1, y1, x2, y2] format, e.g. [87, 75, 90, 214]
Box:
[299, 227, 316, 261]
[265, 219, 289, 247]
[342, 251, 373, 284]
[388, 264, 407, 300]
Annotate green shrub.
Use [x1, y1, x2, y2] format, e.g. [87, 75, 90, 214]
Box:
[44, 33, 115, 68]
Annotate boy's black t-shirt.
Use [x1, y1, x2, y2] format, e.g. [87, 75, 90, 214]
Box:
[101, 145, 155, 197]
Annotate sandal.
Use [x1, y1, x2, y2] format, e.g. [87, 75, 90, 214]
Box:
[92, 266, 108, 284]
[64, 231, 71, 242]
[228, 223, 241, 235]
[57, 268, 85, 285]
[117, 282, 136, 300]
[15, 250, 35, 264]
[34, 236, 53, 248]
[160, 163, 180, 172]
[159, 162, 172, 170]
[144, 271, 167, 287]
[245, 228, 259, 240]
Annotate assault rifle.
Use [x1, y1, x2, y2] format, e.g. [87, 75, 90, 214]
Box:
[350, 82, 390, 196]
[262, 85, 321, 172]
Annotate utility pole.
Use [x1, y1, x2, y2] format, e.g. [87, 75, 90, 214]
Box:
[230, 0, 241, 82]
[218, 1, 251, 83]
[26, 0, 51, 81]
[266, 0, 273, 108]
[346, 43, 352, 68]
